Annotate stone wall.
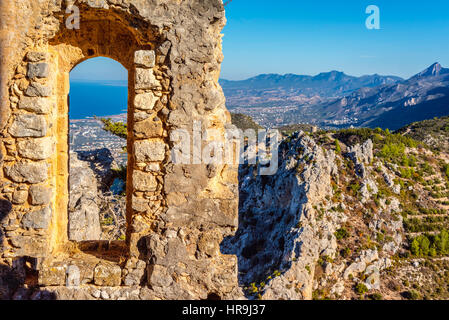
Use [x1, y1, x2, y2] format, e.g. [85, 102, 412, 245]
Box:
[0, 0, 239, 300]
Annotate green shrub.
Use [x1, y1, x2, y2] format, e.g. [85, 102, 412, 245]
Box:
[411, 235, 431, 256]
[406, 290, 420, 300]
[410, 230, 449, 257]
[370, 293, 383, 300]
[341, 247, 352, 258]
[443, 164, 449, 180]
[335, 140, 341, 154]
[355, 283, 368, 295]
[231, 113, 263, 132]
[379, 142, 405, 161]
[98, 117, 127, 139]
[421, 163, 434, 176]
[335, 228, 350, 241]
[399, 167, 415, 179]
[349, 182, 361, 196]
[433, 230, 449, 255]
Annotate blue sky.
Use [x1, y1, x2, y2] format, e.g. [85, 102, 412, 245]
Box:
[71, 0, 449, 81]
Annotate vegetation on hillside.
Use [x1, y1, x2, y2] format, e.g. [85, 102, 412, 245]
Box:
[98, 117, 128, 140]
[231, 113, 263, 132]
[297, 121, 449, 300]
[276, 123, 318, 136]
[397, 116, 449, 151]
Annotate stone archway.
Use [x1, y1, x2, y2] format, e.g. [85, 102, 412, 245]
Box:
[0, 0, 240, 300]
[48, 8, 169, 259]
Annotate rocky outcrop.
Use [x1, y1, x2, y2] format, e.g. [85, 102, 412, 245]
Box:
[220, 129, 416, 300]
[68, 153, 101, 241]
[346, 139, 373, 178]
[76, 148, 118, 190]
[223, 132, 343, 299]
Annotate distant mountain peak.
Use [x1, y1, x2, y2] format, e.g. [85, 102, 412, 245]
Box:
[309, 71, 349, 83]
[413, 62, 449, 79]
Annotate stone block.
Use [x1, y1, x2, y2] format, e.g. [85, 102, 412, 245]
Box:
[38, 265, 66, 286]
[87, 0, 109, 9]
[134, 50, 155, 68]
[134, 116, 163, 138]
[134, 139, 166, 162]
[21, 205, 52, 230]
[135, 68, 160, 90]
[146, 163, 160, 172]
[27, 63, 49, 79]
[12, 189, 28, 204]
[132, 196, 149, 212]
[147, 265, 173, 288]
[29, 184, 52, 205]
[94, 263, 122, 287]
[123, 260, 146, 286]
[134, 111, 151, 122]
[25, 83, 52, 97]
[132, 170, 157, 192]
[18, 96, 51, 115]
[17, 137, 55, 160]
[9, 114, 47, 137]
[26, 52, 48, 62]
[134, 92, 157, 110]
[4, 161, 48, 184]
[10, 235, 49, 258]
[66, 265, 81, 288]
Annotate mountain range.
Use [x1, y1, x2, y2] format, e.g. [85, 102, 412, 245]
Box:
[312, 63, 449, 130]
[220, 71, 402, 107]
[221, 63, 449, 130]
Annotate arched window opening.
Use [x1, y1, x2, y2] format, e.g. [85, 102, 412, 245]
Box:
[68, 57, 128, 242]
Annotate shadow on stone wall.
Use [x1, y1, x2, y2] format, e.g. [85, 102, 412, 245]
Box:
[0, 199, 56, 300]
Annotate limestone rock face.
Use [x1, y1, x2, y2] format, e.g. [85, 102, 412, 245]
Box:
[68, 154, 101, 241]
[134, 116, 163, 138]
[134, 50, 155, 68]
[66, 265, 81, 288]
[12, 189, 28, 204]
[134, 92, 157, 110]
[135, 68, 160, 90]
[132, 171, 157, 192]
[26, 52, 48, 62]
[222, 132, 341, 300]
[346, 139, 373, 178]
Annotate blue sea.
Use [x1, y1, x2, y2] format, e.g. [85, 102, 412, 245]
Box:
[69, 80, 128, 119]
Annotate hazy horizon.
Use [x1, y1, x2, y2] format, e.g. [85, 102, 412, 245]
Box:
[71, 58, 445, 83]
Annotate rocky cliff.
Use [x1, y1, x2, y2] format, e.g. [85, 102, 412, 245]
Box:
[68, 153, 102, 241]
[224, 124, 449, 300]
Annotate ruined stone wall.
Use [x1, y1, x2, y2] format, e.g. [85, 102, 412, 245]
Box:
[0, 0, 240, 300]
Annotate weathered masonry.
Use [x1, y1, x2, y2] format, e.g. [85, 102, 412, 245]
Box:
[0, 0, 240, 300]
